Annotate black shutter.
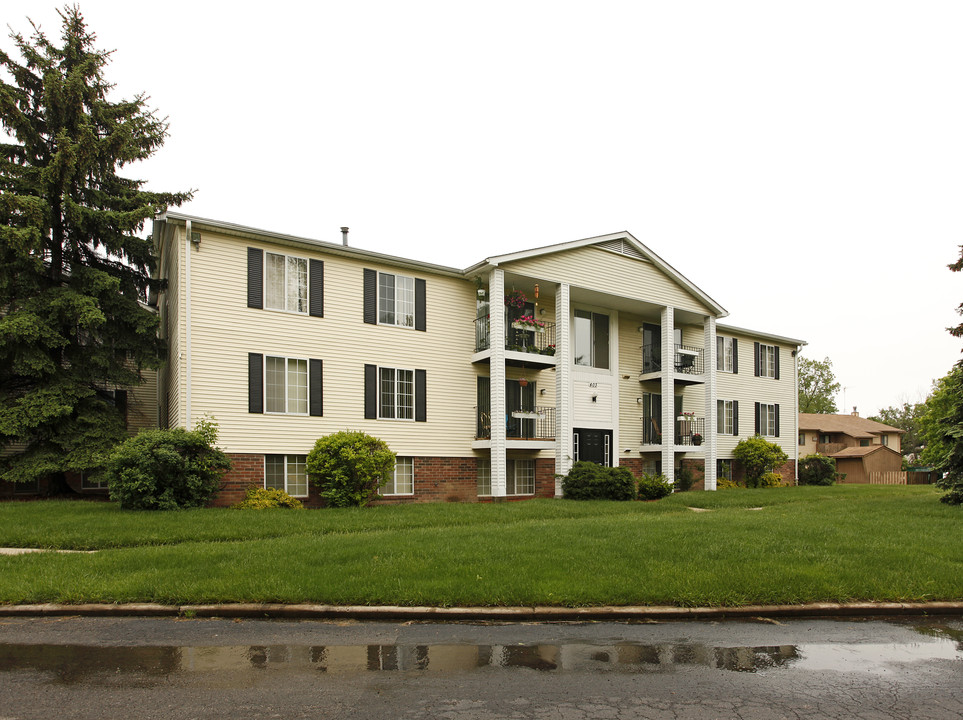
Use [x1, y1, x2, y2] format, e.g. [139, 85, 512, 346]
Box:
[753, 342, 760, 377]
[248, 353, 263, 413]
[309, 259, 324, 317]
[247, 248, 263, 309]
[309, 359, 323, 416]
[364, 364, 377, 418]
[415, 278, 426, 332]
[113, 390, 128, 428]
[363, 269, 377, 324]
[731, 339, 738, 374]
[716, 399, 723, 434]
[415, 369, 427, 422]
[754, 402, 760, 435]
[732, 400, 739, 436]
[774, 347, 780, 380]
[774, 404, 780, 437]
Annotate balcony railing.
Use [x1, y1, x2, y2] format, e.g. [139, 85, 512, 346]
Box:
[474, 316, 557, 357]
[817, 443, 847, 455]
[475, 405, 556, 440]
[641, 415, 706, 447]
[641, 344, 704, 375]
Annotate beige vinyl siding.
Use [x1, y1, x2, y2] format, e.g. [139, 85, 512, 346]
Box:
[504, 246, 713, 316]
[184, 231, 479, 457]
[716, 330, 798, 460]
[124, 369, 158, 435]
[617, 313, 645, 450]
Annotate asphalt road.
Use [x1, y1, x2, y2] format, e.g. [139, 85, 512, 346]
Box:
[0, 615, 961, 719]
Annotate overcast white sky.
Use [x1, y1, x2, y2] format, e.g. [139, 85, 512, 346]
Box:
[6, 1, 963, 416]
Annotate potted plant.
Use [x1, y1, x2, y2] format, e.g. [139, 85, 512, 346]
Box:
[504, 290, 527, 310]
[691, 433, 703, 446]
[512, 314, 545, 332]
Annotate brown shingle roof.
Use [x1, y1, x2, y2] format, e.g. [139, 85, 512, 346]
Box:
[830, 445, 902, 459]
[798, 413, 905, 438]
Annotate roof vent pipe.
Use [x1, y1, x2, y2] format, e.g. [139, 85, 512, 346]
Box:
[341, 227, 349, 246]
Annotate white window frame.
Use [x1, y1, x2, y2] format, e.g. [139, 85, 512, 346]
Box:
[799, 432, 806, 446]
[507, 458, 535, 496]
[379, 367, 414, 420]
[717, 459, 732, 482]
[384, 457, 414, 496]
[265, 355, 309, 415]
[378, 272, 415, 328]
[264, 455, 309, 497]
[573, 309, 610, 370]
[759, 344, 776, 379]
[81, 473, 108, 490]
[717, 336, 734, 373]
[264, 251, 308, 314]
[717, 400, 734, 435]
[759, 403, 777, 437]
[477, 459, 492, 497]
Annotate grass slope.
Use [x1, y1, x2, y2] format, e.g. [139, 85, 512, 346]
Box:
[0, 485, 959, 607]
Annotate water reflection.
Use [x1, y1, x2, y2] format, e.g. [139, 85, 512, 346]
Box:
[0, 640, 799, 681]
[1, 628, 959, 683]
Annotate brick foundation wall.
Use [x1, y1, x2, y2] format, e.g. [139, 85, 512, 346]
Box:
[217, 454, 561, 507]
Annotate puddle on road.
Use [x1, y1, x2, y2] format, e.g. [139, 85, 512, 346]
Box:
[1, 626, 960, 683]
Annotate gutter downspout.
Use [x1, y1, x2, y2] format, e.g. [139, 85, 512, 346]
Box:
[184, 219, 192, 429]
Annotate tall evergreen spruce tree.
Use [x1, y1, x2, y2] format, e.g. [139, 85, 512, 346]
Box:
[0, 7, 190, 485]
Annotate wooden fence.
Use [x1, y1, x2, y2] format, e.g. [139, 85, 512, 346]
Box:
[866, 471, 937, 486]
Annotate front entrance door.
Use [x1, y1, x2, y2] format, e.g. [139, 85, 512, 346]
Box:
[574, 428, 612, 466]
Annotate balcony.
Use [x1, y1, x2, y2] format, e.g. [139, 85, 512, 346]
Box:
[640, 344, 706, 385]
[473, 316, 557, 368]
[640, 414, 706, 449]
[475, 405, 556, 443]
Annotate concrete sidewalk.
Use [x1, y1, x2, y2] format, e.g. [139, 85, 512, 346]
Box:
[1, 601, 962, 621]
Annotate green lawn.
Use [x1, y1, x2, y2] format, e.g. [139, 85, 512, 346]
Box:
[0, 485, 960, 607]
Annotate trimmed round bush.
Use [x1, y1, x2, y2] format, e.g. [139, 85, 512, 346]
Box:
[637, 473, 672, 500]
[561, 461, 637, 501]
[232, 486, 304, 509]
[798, 454, 837, 486]
[105, 422, 231, 510]
[306, 430, 395, 507]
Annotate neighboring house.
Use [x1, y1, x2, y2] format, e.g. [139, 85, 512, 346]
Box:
[149, 213, 805, 506]
[798, 411, 904, 484]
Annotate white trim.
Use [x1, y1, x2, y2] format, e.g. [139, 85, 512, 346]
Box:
[264, 250, 309, 315]
[377, 366, 415, 421]
[264, 454, 309, 498]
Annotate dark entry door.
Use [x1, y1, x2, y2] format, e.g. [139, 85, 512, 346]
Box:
[574, 428, 612, 466]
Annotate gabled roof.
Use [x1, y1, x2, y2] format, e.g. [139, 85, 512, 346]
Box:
[464, 230, 728, 318]
[799, 413, 904, 437]
[830, 445, 903, 459]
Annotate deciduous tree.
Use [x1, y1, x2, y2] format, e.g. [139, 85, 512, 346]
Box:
[870, 401, 925, 460]
[0, 7, 190, 484]
[798, 356, 841, 414]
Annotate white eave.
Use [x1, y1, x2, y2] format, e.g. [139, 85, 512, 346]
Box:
[717, 322, 807, 348]
[155, 212, 466, 279]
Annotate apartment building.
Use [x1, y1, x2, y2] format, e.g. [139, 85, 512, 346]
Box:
[152, 213, 804, 505]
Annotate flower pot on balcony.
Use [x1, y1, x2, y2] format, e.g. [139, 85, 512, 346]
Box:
[692, 434, 703, 446]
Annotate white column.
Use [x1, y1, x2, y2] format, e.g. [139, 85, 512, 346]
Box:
[554, 283, 572, 496]
[661, 306, 675, 484]
[490, 268, 507, 497]
[703, 316, 718, 491]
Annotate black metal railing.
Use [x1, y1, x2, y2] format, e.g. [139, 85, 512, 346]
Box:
[474, 316, 557, 357]
[641, 415, 706, 446]
[641, 343, 704, 375]
[675, 416, 705, 446]
[475, 405, 556, 440]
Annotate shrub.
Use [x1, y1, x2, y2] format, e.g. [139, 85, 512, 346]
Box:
[733, 435, 789, 488]
[674, 465, 695, 492]
[105, 417, 231, 510]
[798, 454, 838, 486]
[306, 430, 395, 507]
[759, 472, 783, 488]
[717, 476, 741, 490]
[637, 473, 672, 500]
[561, 462, 637, 500]
[232, 487, 304, 509]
